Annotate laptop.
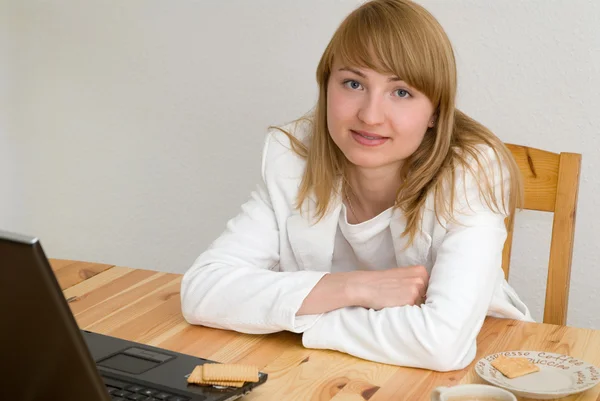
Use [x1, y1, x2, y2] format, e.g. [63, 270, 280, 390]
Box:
[0, 230, 268, 401]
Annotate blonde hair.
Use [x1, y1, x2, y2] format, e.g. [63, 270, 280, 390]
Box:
[275, 0, 523, 243]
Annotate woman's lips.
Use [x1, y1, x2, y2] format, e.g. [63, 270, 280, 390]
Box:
[351, 130, 389, 146]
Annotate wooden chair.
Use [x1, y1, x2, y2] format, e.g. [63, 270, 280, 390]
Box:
[502, 144, 582, 326]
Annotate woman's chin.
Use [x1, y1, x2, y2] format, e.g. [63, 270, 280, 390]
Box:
[344, 153, 399, 170]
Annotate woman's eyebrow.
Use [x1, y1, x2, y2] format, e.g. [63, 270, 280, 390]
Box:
[339, 67, 367, 78]
[338, 67, 403, 82]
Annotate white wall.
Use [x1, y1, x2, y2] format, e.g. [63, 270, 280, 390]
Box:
[0, 0, 20, 230]
[5, 0, 599, 329]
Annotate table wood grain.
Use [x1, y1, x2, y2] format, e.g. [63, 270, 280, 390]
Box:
[49, 258, 114, 290]
[52, 262, 600, 401]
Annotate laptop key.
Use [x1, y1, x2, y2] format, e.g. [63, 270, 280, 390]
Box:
[111, 398, 126, 401]
[140, 389, 158, 396]
[167, 397, 191, 401]
[112, 390, 133, 397]
[126, 384, 146, 392]
[126, 394, 148, 401]
[106, 386, 120, 394]
[154, 393, 173, 400]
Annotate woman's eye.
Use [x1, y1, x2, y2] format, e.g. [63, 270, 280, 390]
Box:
[343, 80, 363, 90]
[394, 89, 411, 98]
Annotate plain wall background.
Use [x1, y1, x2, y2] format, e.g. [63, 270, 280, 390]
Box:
[1, 0, 19, 229]
[2, 0, 599, 329]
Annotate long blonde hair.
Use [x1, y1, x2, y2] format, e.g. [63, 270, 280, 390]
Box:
[275, 0, 522, 243]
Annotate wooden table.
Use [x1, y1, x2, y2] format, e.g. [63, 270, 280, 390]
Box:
[50, 259, 600, 401]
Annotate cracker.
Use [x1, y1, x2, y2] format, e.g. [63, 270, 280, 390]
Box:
[491, 355, 540, 379]
[202, 363, 259, 382]
[187, 365, 245, 387]
[193, 379, 245, 388]
[187, 365, 204, 383]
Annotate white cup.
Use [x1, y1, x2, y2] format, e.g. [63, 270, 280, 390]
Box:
[430, 384, 517, 401]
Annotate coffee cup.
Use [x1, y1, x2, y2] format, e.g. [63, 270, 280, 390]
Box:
[430, 384, 516, 401]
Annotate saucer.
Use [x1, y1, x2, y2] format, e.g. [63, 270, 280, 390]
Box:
[475, 351, 600, 399]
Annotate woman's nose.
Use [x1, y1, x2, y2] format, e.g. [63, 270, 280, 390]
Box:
[357, 94, 385, 126]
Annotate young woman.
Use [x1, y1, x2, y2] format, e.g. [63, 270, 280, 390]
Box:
[181, 0, 532, 372]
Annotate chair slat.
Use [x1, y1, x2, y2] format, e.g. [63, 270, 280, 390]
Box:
[543, 152, 581, 326]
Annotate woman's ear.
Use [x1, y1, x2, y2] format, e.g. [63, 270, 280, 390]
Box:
[428, 115, 437, 128]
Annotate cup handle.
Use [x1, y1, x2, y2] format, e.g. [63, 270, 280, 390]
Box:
[430, 386, 447, 401]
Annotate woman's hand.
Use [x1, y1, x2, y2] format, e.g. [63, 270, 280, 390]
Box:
[349, 265, 429, 310]
[296, 265, 429, 316]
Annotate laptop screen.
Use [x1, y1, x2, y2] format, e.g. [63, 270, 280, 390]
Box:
[0, 231, 110, 401]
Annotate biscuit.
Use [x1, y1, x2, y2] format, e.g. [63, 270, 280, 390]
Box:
[187, 364, 259, 388]
[491, 355, 540, 379]
[202, 363, 259, 382]
[192, 379, 245, 387]
[187, 365, 204, 384]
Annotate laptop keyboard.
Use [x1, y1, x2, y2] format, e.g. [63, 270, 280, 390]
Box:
[103, 376, 203, 401]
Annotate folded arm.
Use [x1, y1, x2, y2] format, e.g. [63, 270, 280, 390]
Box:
[302, 213, 506, 371]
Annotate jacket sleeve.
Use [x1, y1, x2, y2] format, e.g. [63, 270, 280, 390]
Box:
[180, 132, 328, 334]
[301, 148, 510, 371]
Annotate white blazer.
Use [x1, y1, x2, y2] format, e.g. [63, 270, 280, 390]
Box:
[180, 121, 533, 372]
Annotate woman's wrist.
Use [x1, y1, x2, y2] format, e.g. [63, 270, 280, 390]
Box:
[343, 270, 370, 308]
[326, 271, 364, 308]
[297, 270, 367, 315]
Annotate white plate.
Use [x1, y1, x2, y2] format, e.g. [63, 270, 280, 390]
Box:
[475, 351, 600, 399]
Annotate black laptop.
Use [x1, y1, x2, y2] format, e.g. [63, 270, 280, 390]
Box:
[0, 230, 267, 401]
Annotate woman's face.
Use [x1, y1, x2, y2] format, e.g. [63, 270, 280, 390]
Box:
[327, 61, 436, 173]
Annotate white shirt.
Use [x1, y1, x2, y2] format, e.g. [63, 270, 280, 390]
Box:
[332, 205, 396, 272]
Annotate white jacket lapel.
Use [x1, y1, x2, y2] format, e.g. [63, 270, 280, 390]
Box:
[286, 193, 342, 272]
[390, 208, 433, 269]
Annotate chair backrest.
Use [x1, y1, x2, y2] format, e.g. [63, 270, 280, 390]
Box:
[502, 144, 582, 326]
